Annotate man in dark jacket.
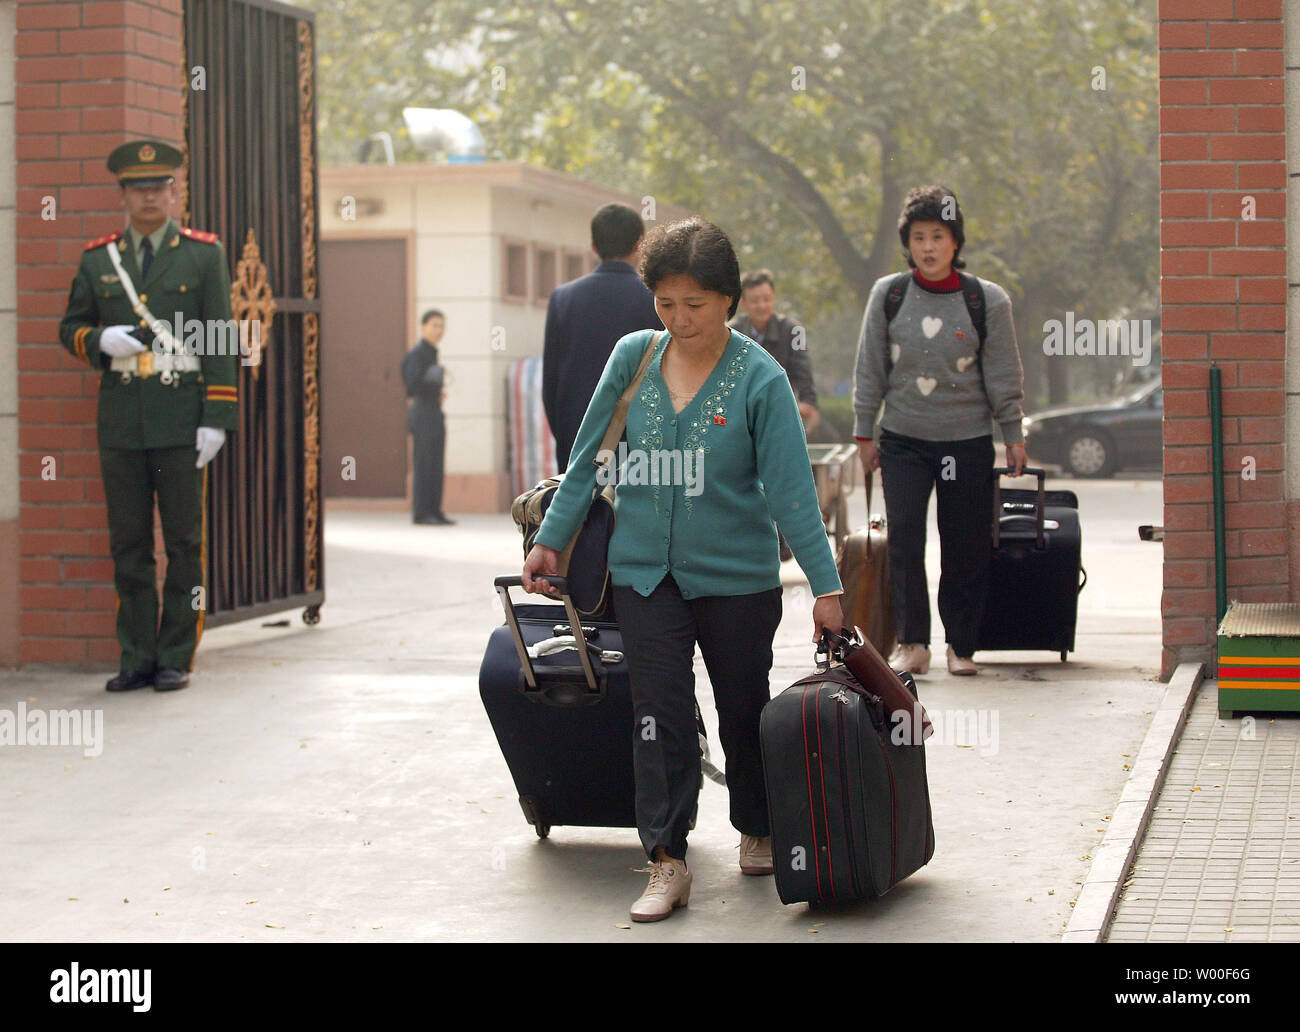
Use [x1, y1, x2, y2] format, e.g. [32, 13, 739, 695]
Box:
[730, 269, 820, 433]
[543, 203, 661, 472]
[401, 310, 453, 525]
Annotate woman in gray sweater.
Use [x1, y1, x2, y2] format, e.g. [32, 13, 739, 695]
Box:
[852, 185, 1027, 676]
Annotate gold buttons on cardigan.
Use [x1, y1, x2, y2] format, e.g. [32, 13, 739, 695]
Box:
[139, 293, 147, 303]
[179, 284, 187, 292]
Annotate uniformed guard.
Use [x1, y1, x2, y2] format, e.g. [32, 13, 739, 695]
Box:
[58, 139, 238, 692]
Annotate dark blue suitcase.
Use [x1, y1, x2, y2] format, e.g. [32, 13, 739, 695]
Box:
[976, 467, 1087, 660]
[480, 576, 714, 838]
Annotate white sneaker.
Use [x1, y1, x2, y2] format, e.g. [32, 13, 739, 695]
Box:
[630, 858, 691, 922]
[889, 642, 931, 675]
[738, 835, 774, 876]
[946, 645, 978, 676]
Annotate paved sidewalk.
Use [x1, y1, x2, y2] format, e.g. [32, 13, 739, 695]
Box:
[2, 484, 1168, 941]
[1106, 686, 1300, 942]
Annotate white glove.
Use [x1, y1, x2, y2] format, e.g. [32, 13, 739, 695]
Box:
[99, 325, 147, 358]
[195, 427, 226, 469]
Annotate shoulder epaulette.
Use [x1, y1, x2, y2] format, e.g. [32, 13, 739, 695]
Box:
[179, 226, 221, 244]
[84, 231, 123, 251]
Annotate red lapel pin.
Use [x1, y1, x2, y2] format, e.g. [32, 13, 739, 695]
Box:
[714, 414, 726, 425]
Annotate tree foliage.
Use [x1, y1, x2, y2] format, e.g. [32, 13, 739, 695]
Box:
[300, 0, 1158, 406]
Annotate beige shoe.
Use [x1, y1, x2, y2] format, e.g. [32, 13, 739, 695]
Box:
[739, 835, 774, 875]
[946, 645, 978, 676]
[889, 642, 931, 675]
[630, 858, 692, 922]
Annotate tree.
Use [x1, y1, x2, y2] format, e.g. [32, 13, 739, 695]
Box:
[300, 0, 1157, 407]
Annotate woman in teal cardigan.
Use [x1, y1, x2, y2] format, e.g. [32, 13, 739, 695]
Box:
[522, 217, 843, 923]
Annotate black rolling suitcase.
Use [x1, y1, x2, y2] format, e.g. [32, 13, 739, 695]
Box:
[760, 631, 935, 905]
[480, 576, 715, 839]
[976, 467, 1087, 661]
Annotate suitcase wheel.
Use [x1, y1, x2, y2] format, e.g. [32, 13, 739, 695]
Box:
[535, 823, 551, 840]
[1060, 650, 1067, 662]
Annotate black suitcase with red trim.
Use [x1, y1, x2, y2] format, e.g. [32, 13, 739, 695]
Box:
[760, 634, 935, 905]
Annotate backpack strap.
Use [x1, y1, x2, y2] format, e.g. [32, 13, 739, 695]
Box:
[882, 271, 911, 324]
[957, 272, 987, 352]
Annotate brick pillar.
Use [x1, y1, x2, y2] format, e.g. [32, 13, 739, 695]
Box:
[14, 0, 184, 666]
[1158, 0, 1288, 678]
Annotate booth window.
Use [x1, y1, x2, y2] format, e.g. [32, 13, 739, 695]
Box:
[502, 240, 528, 303]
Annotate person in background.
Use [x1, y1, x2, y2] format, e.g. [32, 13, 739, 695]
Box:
[542, 203, 661, 472]
[730, 269, 820, 435]
[523, 217, 843, 924]
[852, 184, 1026, 678]
[402, 310, 453, 525]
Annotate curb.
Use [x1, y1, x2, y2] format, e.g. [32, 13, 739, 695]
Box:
[1060, 661, 1204, 943]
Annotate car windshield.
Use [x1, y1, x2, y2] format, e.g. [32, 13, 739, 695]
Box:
[1120, 378, 1161, 405]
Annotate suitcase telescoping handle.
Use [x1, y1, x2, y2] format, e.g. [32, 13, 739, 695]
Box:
[492, 575, 608, 707]
[991, 465, 1047, 550]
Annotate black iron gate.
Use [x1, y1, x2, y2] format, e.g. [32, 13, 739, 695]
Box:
[183, 0, 324, 627]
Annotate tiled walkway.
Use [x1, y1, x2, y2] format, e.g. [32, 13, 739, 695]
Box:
[1107, 685, 1300, 942]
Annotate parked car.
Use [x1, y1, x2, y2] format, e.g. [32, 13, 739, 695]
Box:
[1022, 378, 1162, 478]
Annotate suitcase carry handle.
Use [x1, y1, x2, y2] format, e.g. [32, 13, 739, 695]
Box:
[991, 466, 1046, 550]
[818, 629, 933, 746]
[493, 575, 606, 707]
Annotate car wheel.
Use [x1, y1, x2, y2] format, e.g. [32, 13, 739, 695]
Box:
[1064, 430, 1116, 478]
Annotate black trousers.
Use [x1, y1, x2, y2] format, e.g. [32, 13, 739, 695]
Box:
[409, 403, 445, 520]
[100, 445, 205, 672]
[612, 576, 783, 861]
[878, 429, 994, 657]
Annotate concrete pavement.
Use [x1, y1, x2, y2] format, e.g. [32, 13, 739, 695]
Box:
[1, 476, 1170, 941]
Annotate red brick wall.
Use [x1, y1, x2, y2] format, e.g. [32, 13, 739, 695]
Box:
[15, 0, 185, 665]
[1158, 0, 1288, 678]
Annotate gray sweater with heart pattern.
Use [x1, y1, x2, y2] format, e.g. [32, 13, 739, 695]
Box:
[851, 272, 1025, 444]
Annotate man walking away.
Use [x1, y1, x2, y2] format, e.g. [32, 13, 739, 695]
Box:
[542, 203, 661, 472]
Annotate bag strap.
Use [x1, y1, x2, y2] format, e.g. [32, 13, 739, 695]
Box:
[556, 331, 662, 574]
[830, 630, 933, 746]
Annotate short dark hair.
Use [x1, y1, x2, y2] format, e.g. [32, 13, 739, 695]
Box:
[590, 204, 645, 260]
[421, 309, 445, 325]
[897, 184, 966, 270]
[639, 217, 742, 318]
[740, 269, 775, 294]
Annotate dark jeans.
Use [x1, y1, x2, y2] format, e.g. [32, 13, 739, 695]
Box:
[612, 576, 783, 861]
[878, 429, 994, 657]
[409, 402, 445, 519]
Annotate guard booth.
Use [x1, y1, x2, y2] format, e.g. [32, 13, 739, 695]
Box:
[184, 0, 325, 627]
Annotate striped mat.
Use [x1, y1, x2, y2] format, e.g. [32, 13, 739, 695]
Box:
[507, 356, 557, 497]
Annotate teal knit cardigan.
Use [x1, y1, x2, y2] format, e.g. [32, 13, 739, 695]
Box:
[534, 328, 842, 599]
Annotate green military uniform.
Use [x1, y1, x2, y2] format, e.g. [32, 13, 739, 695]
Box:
[58, 140, 238, 683]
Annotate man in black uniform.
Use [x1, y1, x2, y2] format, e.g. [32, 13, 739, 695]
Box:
[401, 309, 453, 525]
[58, 139, 238, 692]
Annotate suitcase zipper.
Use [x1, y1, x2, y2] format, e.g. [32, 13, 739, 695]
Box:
[880, 735, 898, 889]
[835, 700, 862, 900]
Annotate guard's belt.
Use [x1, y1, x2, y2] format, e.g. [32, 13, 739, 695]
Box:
[109, 353, 202, 375]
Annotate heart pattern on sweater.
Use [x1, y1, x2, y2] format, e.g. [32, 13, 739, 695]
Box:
[916, 376, 937, 396]
[891, 344, 901, 364]
[956, 355, 976, 372]
[921, 316, 943, 339]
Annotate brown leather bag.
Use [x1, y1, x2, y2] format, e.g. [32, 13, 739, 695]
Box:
[824, 629, 933, 746]
[835, 476, 896, 659]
